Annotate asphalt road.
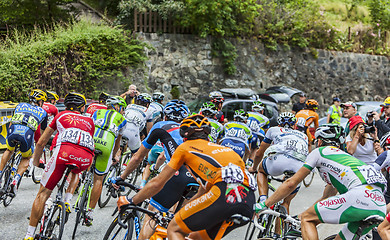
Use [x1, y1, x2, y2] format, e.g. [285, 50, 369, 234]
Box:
[0, 167, 343, 240]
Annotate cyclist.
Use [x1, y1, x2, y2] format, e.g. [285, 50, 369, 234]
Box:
[199, 101, 223, 143]
[24, 92, 95, 240]
[85, 96, 128, 226]
[220, 109, 252, 160]
[85, 92, 109, 117]
[209, 91, 225, 123]
[117, 114, 256, 240]
[247, 100, 269, 166]
[0, 89, 48, 193]
[248, 112, 308, 214]
[112, 100, 196, 239]
[255, 124, 387, 240]
[295, 99, 319, 151]
[148, 91, 165, 123]
[42, 91, 59, 125]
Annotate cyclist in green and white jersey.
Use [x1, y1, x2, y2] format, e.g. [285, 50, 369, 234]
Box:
[199, 102, 223, 143]
[86, 96, 127, 226]
[255, 124, 387, 240]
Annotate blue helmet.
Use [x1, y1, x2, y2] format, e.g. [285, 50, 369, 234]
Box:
[277, 112, 296, 128]
[163, 100, 189, 122]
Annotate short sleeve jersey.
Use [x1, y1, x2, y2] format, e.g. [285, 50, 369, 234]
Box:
[221, 121, 252, 146]
[148, 102, 164, 120]
[42, 102, 59, 125]
[124, 104, 153, 131]
[142, 120, 183, 162]
[12, 103, 48, 131]
[86, 103, 107, 117]
[208, 118, 223, 143]
[304, 146, 386, 194]
[92, 109, 127, 137]
[50, 110, 95, 152]
[168, 139, 256, 191]
[263, 126, 309, 162]
[295, 109, 319, 128]
[247, 112, 270, 135]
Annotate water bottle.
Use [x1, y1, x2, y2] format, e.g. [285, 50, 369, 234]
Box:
[44, 197, 53, 216]
[11, 167, 16, 176]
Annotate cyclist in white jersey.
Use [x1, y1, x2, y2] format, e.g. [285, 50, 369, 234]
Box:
[122, 93, 154, 153]
[255, 124, 387, 240]
[249, 112, 308, 212]
[148, 92, 165, 123]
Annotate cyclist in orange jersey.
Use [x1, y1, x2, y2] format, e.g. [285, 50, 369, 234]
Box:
[295, 99, 319, 152]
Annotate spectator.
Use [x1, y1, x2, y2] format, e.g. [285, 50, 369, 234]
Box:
[120, 84, 139, 105]
[341, 101, 358, 136]
[292, 92, 306, 114]
[326, 97, 342, 125]
[346, 115, 381, 165]
[370, 97, 390, 140]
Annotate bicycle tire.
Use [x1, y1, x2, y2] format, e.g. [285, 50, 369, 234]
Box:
[32, 166, 44, 184]
[303, 171, 315, 187]
[72, 180, 90, 239]
[98, 165, 117, 208]
[43, 202, 66, 240]
[103, 212, 134, 240]
[2, 165, 13, 207]
[323, 234, 337, 240]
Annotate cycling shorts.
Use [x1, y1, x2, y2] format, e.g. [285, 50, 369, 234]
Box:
[150, 165, 198, 212]
[174, 181, 255, 239]
[315, 185, 386, 240]
[220, 139, 246, 159]
[94, 129, 115, 176]
[250, 134, 263, 150]
[147, 144, 163, 165]
[41, 144, 93, 190]
[122, 123, 141, 152]
[6, 124, 34, 158]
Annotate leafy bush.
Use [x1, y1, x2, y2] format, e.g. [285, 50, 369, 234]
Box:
[0, 19, 148, 101]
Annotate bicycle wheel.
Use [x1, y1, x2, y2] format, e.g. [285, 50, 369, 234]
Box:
[103, 212, 135, 240]
[32, 166, 44, 184]
[72, 180, 90, 239]
[303, 171, 314, 187]
[2, 165, 13, 207]
[43, 202, 66, 240]
[98, 165, 117, 208]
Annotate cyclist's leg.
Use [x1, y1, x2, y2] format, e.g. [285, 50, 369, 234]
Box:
[0, 125, 21, 171]
[378, 213, 390, 240]
[139, 204, 159, 240]
[12, 128, 35, 188]
[256, 158, 269, 202]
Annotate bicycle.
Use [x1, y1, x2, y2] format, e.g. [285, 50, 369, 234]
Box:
[71, 149, 102, 239]
[0, 140, 23, 207]
[30, 145, 50, 184]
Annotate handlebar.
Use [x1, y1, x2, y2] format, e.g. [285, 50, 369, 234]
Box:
[253, 209, 301, 231]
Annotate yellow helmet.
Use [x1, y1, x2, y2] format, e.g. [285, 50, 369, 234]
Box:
[29, 89, 47, 103]
[64, 92, 87, 110]
[46, 91, 59, 101]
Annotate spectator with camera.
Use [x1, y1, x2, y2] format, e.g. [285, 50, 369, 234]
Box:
[346, 115, 381, 165]
[367, 97, 390, 140]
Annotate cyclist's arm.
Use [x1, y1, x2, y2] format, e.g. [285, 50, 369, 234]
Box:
[251, 141, 271, 172]
[346, 133, 361, 155]
[155, 152, 166, 170]
[264, 167, 310, 208]
[33, 126, 55, 167]
[112, 135, 122, 162]
[132, 165, 177, 205]
[146, 121, 153, 134]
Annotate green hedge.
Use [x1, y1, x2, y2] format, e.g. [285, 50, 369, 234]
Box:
[0, 19, 148, 101]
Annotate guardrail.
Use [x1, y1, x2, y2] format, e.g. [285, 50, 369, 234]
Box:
[134, 10, 192, 34]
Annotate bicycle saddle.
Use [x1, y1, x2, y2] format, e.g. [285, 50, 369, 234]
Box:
[283, 171, 295, 178]
[228, 214, 250, 225]
[10, 139, 21, 145]
[65, 163, 80, 170]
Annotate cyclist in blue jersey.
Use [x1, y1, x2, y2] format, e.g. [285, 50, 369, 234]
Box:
[0, 89, 48, 194]
[111, 99, 198, 239]
[220, 109, 252, 160]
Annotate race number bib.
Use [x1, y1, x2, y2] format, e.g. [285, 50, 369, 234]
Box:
[61, 128, 94, 150]
[357, 165, 387, 185]
[296, 117, 306, 128]
[222, 163, 245, 184]
[11, 113, 24, 124]
[11, 113, 39, 131]
[27, 116, 39, 131]
[245, 169, 257, 191]
[248, 120, 260, 133]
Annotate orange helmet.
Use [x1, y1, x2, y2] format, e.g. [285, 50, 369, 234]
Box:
[306, 99, 318, 110]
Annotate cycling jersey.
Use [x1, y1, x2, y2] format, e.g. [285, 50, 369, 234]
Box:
[124, 104, 153, 131]
[42, 102, 59, 125]
[208, 118, 223, 143]
[295, 109, 319, 142]
[263, 127, 308, 162]
[148, 102, 164, 122]
[216, 110, 224, 123]
[41, 111, 95, 190]
[247, 112, 270, 131]
[220, 121, 252, 146]
[7, 103, 48, 157]
[92, 109, 127, 175]
[85, 103, 107, 117]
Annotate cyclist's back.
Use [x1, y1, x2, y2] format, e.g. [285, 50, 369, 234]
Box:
[220, 120, 252, 158]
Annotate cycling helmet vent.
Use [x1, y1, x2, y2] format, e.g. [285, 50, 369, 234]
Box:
[64, 92, 87, 110]
[29, 89, 47, 103]
[180, 114, 211, 139]
[277, 112, 296, 128]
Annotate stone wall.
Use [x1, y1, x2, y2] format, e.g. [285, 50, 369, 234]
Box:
[130, 33, 390, 115]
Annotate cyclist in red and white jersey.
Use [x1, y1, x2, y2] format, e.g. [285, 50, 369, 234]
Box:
[24, 92, 95, 240]
[85, 92, 109, 117]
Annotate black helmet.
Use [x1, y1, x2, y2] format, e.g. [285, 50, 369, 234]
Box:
[180, 114, 211, 140]
[99, 92, 110, 103]
[135, 93, 152, 107]
[277, 112, 296, 129]
[152, 92, 165, 102]
[64, 92, 87, 110]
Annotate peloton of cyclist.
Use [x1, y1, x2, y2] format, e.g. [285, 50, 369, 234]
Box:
[85, 92, 109, 117]
[295, 99, 319, 152]
[112, 100, 197, 240]
[249, 112, 308, 215]
[256, 124, 387, 240]
[117, 114, 257, 240]
[85, 96, 128, 226]
[220, 109, 252, 160]
[24, 92, 95, 240]
[247, 100, 269, 166]
[0, 89, 48, 194]
[199, 101, 223, 143]
[209, 91, 225, 123]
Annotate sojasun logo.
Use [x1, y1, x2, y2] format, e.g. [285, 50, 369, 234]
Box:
[319, 197, 346, 209]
